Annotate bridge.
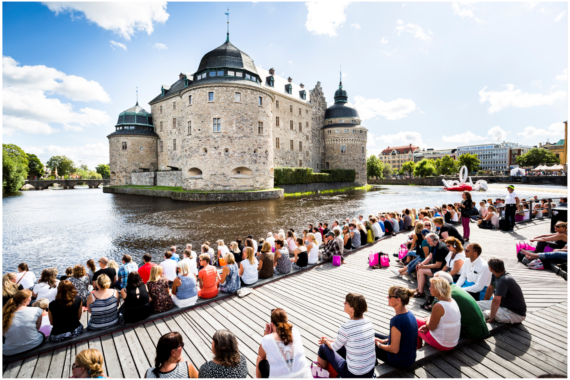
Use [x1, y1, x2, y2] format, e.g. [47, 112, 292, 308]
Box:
[22, 179, 110, 190]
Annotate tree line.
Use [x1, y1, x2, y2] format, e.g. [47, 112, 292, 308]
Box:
[3, 143, 111, 193]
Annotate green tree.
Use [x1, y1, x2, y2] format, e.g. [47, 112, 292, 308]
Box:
[436, 155, 459, 175]
[366, 155, 384, 179]
[79, 164, 89, 171]
[516, 148, 560, 167]
[382, 163, 393, 178]
[458, 153, 481, 173]
[75, 167, 102, 179]
[26, 153, 44, 178]
[46, 155, 76, 176]
[95, 164, 111, 179]
[413, 159, 437, 178]
[401, 161, 415, 176]
[3, 144, 29, 192]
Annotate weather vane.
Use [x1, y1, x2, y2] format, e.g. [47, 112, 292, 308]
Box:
[225, 8, 230, 42]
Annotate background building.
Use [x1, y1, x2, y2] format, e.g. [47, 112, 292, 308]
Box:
[540, 121, 567, 166]
[378, 144, 419, 171]
[457, 142, 532, 172]
[413, 148, 457, 163]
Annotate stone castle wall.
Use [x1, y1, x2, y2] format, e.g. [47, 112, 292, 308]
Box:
[309, 83, 327, 171]
[109, 135, 158, 186]
[323, 124, 368, 185]
[131, 172, 155, 186]
[157, 171, 183, 187]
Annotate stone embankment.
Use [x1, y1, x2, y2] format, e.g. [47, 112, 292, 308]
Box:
[368, 175, 567, 186]
[103, 186, 284, 202]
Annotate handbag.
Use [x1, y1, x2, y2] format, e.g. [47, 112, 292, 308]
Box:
[369, 253, 379, 267]
[311, 362, 330, 378]
[219, 258, 227, 266]
[332, 255, 341, 266]
[380, 254, 390, 267]
[398, 247, 408, 260]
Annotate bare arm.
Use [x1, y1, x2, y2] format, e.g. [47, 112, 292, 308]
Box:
[77, 300, 83, 320]
[377, 326, 402, 354]
[220, 266, 229, 284]
[426, 302, 444, 331]
[449, 259, 464, 276]
[239, 263, 244, 277]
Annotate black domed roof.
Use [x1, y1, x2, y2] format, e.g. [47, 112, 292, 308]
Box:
[197, 40, 257, 74]
[116, 102, 153, 127]
[324, 81, 359, 120]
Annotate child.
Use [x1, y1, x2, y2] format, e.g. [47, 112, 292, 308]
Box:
[32, 298, 52, 337]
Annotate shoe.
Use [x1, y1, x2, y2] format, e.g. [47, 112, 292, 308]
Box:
[529, 259, 544, 270]
[390, 268, 402, 277]
[393, 253, 399, 257]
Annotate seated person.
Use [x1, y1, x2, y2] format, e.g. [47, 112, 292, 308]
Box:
[322, 232, 342, 263]
[532, 201, 543, 218]
[147, 266, 174, 313]
[274, 239, 292, 275]
[291, 238, 308, 269]
[3, 290, 46, 356]
[375, 286, 418, 369]
[477, 205, 499, 229]
[455, 243, 491, 301]
[138, 253, 156, 284]
[529, 222, 567, 253]
[413, 233, 448, 299]
[146, 332, 199, 378]
[219, 253, 241, 294]
[515, 204, 525, 222]
[198, 254, 219, 299]
[416, 277, 460, 351]
[559, 198, 567, 207]
[342, 226, 352, 251]
[87, 274, 119, 330]
[257, 242, 275, 279]
[172, 261, 198, 308]
[432, 272, 489, 339]
[160, 251, 178, 287]
[441, 237, 465, 283]
[433, 217, 464, 244]
[523, 246, 567, 268]
[48, 281, 84, 342]
[119, 272, 151, 323]
[391, 228, 430, 277]
[239, 247, 259, 287]
[199, 330, 248, 378]
[3, 273, 23, 307]
[348, 223, 361, 249]
[478, 201, 488, 220]
[478, 257, 527, 324]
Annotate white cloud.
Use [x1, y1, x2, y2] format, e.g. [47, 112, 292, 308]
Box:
[554, 10, 566, 22]
[2, 56, 111, 135]
[487, 126, 508, 142]
[24, 143, 109, 169]
[350, 23, 361, 29]
[443, 126, 508, 143]
[45, 2, 169, 40]
[288, 61, 293, 65]
[550, 85, 560, 90]
[396, 19, 431, 40]
[531, 80, 542, 88]
[376, 131, 425, 147]
[517, 122, 565, 138]
[380, 37, 389, 44]
[556, 68, 567, 81]
[153, 42, 167, 50]
[350, 95, 416, 120]
[402, 3, 405, 6]
[451, 2, 483, 22]
[110, 40, 127, 50]
[419, 48, 428, 55]
[478, 84, 567, 113]
[305, 0, 350, 37]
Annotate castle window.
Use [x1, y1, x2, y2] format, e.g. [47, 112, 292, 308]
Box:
[276, 100, 279, 109]
[213, 118, 221, 132]
[285, 84, 292, 94]
[290, 120, 293, 130]
[290, 105, 293, 113]
[352, 120, 356, 124]
[299, 108, 301, 116]
[235, 92, 241, 102]
[160, 121, 163, 132]
[159, 141, 163, 152]
[276, 116, 280, 127]
[189, 95, 192, 105]
[339, 120, 343, 123]
[306, 121, 309, 129]
[327, 130, 332, 134]
[268, 76, 274, 87]
[360, 130, 363, 134]
[217, 70, 224, 76]
[290, 140, 294, 150]
[299, 122, 302, 132]
[335, 129, 340, 133]
[341, 145, 346, 154]
[317, 163, 319, 169]
[259, 97, 263, 106]
[228, 71, 235, 76]
[299, 160, 303, 167]
[345, 129, 349, 133]
[160, 105, 163, 114]
[173, 101, 176, 110]
[299, 141, 302, 151]
[362, 146, 365, 154]
[276, 137, 280, 149]
[208, 92, 214, 102]
[306, 135, 309, 141]
[326, 162, 330, 169]
[258, 122, 263, 135]
[236, 72, 243, 77]
[306, 109, 309, 114]
[300, 90, 306, 100]
[209, 71, 216, 77]
[173, 139, 176, 151]
[172, 118, 176, 129]
[188, 168, 203, 178]
[122, 142, 127, 150]
[187, 121, 192, 135]
[245, 74, 251, 80]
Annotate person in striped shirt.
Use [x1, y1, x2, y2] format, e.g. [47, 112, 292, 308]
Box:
[316, 293, 376, 377]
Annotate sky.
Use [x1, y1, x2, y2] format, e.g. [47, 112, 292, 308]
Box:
[2, 1, 568, 168]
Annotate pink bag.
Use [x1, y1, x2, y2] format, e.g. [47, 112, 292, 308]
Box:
[544, 246, 554, 253]
[369, 253, 379, 267]
[380, 254, 390, 267]
[332, 255, 342, 266]
[398, 247, 408, 260]
[524, 243, 536, 252]
[311, 362, 330, 378]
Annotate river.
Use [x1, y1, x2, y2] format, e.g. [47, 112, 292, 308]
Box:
[3, 184, 566, 276]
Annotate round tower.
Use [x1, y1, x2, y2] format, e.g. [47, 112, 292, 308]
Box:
[149, 37, 274, 191]
[322, 79, 368, 185]
[107, 103, 158, 185]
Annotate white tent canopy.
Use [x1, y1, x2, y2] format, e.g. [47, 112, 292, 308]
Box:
[532, 165, 546, 171]
[510, 168, 525, 175]
[544, 164, 564, 170]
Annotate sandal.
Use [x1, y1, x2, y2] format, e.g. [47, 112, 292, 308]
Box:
[414, 292, 425, 298]
[421, 302, 433, 312]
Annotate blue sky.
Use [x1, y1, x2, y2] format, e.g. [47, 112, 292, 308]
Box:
[3, 1, 568, 168]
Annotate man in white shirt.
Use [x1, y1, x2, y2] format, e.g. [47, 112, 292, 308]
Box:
[160, 251, 178, 286]
[504, 185, 520, 232]
[370, 216, 383, 239]
[331, 220, 342, 233]
[266, 232, 276, 248]
[248, 235, 258, 252]
[456, 243, 491, 301]
[185, 243, 197, 259]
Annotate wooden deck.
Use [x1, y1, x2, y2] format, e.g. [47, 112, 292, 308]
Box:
[3, 218, 567, 378]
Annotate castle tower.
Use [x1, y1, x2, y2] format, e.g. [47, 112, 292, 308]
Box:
[107, 103, 158, 185]
[322, 78, 367, 185]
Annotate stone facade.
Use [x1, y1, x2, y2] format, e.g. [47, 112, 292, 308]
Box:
[309, 83, 327, 170]
[157, 171, 183, 187]
[131, 172, 155, 186]
[109, 135, 157, 185]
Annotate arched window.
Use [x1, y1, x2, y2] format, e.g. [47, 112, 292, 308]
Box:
[188, 168, 203, 179]
[231, 167, 253, 178]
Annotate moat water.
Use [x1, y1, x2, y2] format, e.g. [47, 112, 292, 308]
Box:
[3, 184, 566, 276]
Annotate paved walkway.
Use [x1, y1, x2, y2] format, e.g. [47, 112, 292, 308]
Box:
[3, 219, 567, 378]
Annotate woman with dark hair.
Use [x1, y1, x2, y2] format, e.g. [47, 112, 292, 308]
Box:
[145, 332, 199, 378]
[68, 264, 90, 305]
[256, 308, 312, 378]
[199, 330, 248, 378]
[119, 272, 151, 323]
[3, 289, 45, 356]
[257, 242, 275, 279]
[32, 268, 59, 303]
[291, 238, 308, 269]
[459, 191, 474, 242]
[15, 263, 36, 290]
[342, 226, 352, 251]
[48, 280, 84, 342]
[86, 259, 97, 283]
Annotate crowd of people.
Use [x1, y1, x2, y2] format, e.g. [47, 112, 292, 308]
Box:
[1, 186, 566, 377]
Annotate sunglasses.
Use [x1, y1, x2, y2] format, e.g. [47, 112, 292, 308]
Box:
[446, 244, 453, 247]
[179, 342, 185, 348]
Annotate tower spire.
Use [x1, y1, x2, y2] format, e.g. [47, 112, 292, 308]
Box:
[136, 86, 138, 106]
[339, 65, 343, 87]
[225, 8, 230, 42]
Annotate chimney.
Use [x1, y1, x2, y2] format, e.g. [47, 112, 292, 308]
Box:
[300, 83, 304, 88]
[179, 73, 186, 80]
[288, 77, 293, 83]
[269, 68, 275, 75]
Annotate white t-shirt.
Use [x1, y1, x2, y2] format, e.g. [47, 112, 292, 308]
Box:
[308, 242, 319, 264]
[160, 259, 178, 282]
[32, 281, 60, 302]
[266, 236, 276, 248]
[505, 191, 519, 205]
[180, 258, 198, 276]
[16, 271, 37, 289]
[261, 327, 312, 378]
[3, 307, 44, 356]
[314, 232, 323, 246]
[241, 258, 259, 285]
[218, 245, 229, 258]
[489, 212, 499, 228]
[445, 252, 466, 271]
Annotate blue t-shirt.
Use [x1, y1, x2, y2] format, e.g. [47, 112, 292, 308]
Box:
[377, 221, 385, 233]
[387, 311, 418, 368]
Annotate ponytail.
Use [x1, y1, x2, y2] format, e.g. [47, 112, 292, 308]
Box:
[271, 308, 293, 346]
[3, 289, 31, 332]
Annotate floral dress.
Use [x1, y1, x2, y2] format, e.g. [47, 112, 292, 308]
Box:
[147, 278, 174, 313]
[69, 276, 90, 305]
[219, 264, 240, 293]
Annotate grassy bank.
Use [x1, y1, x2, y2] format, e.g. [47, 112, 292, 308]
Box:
[284, 184, 373, 197]
[109, 185, 278, 193]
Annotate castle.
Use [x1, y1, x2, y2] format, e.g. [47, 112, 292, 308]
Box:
[108, 32, 367, 191]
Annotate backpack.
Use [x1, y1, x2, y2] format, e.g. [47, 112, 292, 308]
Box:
[498, 218, 510, 231]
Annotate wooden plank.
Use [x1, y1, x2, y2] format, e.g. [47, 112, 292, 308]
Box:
[162, 315, 209, 370]
[62, 343, 74, 379]
[87, 338, 108, 376]
[111, 330, 139, 378]
[473, 339, 544, 377]
[502, 328, 567, 358]
[430, 357, 469, 378]
[133, 324, 159, 369]
[458, 345, 522, 378]
[31, 352, 52, 378]
[448, 350, 502, 378]
[123, 327, 150, 377]
[16, 356, 38, 378]
[100, 333, 123, 379]
[3, 359, 23, 378]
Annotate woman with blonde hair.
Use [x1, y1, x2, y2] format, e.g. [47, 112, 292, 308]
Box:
[219, 253, 240, 293]
[239, 247, 258, 287]
[286, 230, 297, 255]
[171, 260, 198, 308]
[3, 273, 22, 306]
[257, 242, 275, 279]
[86, 274, 119, 330]
[107, 260, 119, 285]
[357, 222, 368, 246]
[3, 289, 45, 356]
[416, 277, 460, 351]
[69, 265, 90, 305]
[306, 233, 319, 265]
[147, 266, 174, 313]
[478, 205, 499, 229]
[72, 348, 107, 378]
[229, 241, 243, 267]
[375, 286, 418, 369]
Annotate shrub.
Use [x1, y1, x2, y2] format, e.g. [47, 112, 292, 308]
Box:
[274, 168, 355, 185]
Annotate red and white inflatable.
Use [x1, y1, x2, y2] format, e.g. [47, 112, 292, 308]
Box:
[445, 183, 472, 192]
[442, 166, 488, 192]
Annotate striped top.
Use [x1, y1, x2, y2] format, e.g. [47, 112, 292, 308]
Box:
[87, 290, 119, 330]
[145, 362, 189, 378]
[331, 318, 376, 375]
